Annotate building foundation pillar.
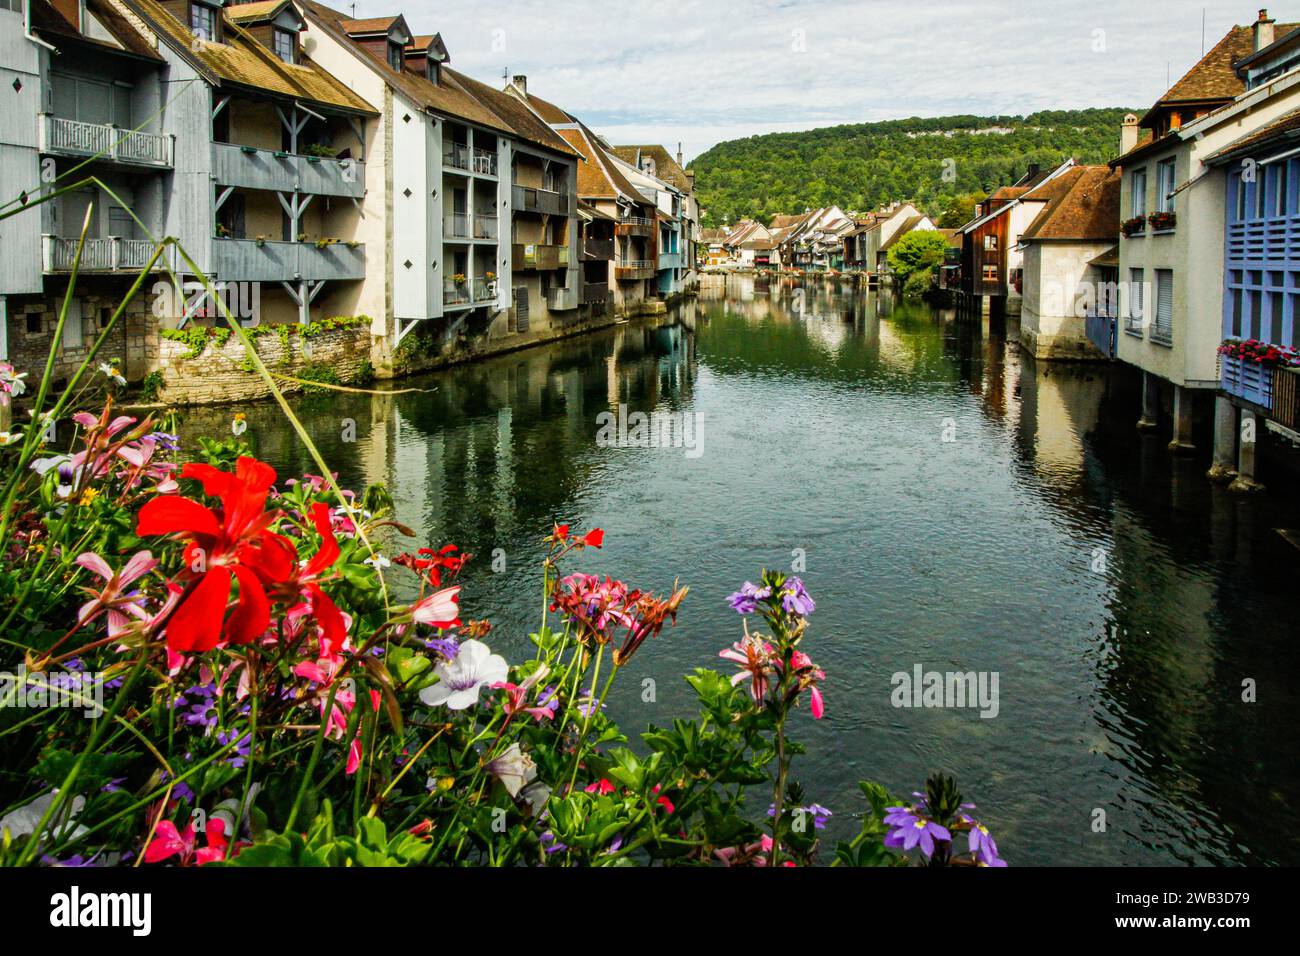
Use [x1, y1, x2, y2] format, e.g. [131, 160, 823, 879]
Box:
[1137, 371, 1160, 431]
[1167, 384, 1196, 454]
[1229, 408, 1266, 493]
[1207, 396, 1238, 482]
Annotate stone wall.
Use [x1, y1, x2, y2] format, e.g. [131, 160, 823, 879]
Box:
[4, 290, 158, 390]
[156, 323, 372, 406]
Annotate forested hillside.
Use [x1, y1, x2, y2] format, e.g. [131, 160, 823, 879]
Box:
[689, 109, 1134, 227]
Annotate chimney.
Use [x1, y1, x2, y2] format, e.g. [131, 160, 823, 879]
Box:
[1255, 9, 1276, 52]
[1120, 113, 1139, 154]
[510, 74, 528, 97]
[677, 142, 683, 167]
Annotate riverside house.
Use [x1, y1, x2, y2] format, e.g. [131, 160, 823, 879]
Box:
[1110, 8, 1300, 457]
[610, 144, 700, 295]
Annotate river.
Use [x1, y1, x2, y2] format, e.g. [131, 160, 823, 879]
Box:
[178, 274, 1300, 866]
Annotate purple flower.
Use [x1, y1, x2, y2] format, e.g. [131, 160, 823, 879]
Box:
[779, 577, 815, 616]
[883, 805, 951, 858]
[575, 688, 603, 718]
[217, 730, 252, 769]
[424, 636, 460, 661]
[963, 815, 1006, 867]
[768, 802, 832, 830]
[540, 831, 567, 855]
[726, 581, 770, 615]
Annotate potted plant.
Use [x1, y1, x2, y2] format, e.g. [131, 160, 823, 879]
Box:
[1147, 210, 1176, 231]
[1121, 216, 1147, 237]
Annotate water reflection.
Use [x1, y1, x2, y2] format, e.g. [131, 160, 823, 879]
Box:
[178, 275, 1300, 865]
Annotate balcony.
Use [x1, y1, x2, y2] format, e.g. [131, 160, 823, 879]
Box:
[1220, 353, 1274, 410]
[617, 217, 654, 238]
[444, 276, 497, 308]
[40, 114, 173, 168]
[211, 142, 365, 199]
[211, 238, 365, 282]
[512, 184, 570, 216]
[547, 285, 578, 311]
[1085, 311, 1117, 359]
[615, 260, 655, 281]
[445, 213, 499, 241]
[513, 243, 570, 271]
[581, 282, 610, 305]
[42, 235, 170, 273]
[657, 251, 682, 271]
[582, 237, 615, 261]
[1274, 367, 1300, 430]
[443, 143, 498, 177]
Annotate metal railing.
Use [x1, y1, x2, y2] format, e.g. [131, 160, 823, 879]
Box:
[512, 184, 569, 216]
[41, 114, 174, 167]
[443, 142, 498, 176]
[473, 214, 498, 240]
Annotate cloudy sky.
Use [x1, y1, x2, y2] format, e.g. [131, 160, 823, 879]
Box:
[343, 0, 1267, 161]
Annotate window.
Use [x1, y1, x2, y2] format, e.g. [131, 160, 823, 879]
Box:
[1257, 166, 1269, 219]
[1127, 267, 1145, 333]
[387, 42, 403, 72]
[1279, 161, 1292, 217]
[190, 2, 217, 42]
[1235, 173, 1247, 221]
[0, 0, 23, 12]
[1152, 269, 1173, 344]
[1131, 167, 1147, 218]
[983, 234, 998, 252]
[1157, 158, 1176, 213]
[428, 60, 440, 84]
[273, 29, 295, 64]
[982, 264, 998, 283]
[26, 314, 41, 335]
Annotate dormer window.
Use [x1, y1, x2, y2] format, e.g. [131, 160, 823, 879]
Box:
[387, 41, 403, 72]
[190, 1, 218, 42]
[274, 28, 295, 64]
[428, 59, 440, 84]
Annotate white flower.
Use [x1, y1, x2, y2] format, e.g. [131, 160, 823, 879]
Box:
[485, 743, 537, 798]
[0, 790, 88, 847]
[98, 363, 126, 387]
[0, 431, 20, 447]
[363, 554, 391, 569]
[418, 638, 507, 710]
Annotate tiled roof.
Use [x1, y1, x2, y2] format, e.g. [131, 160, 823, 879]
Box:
[338, 16, 401, 34]
[1019, 166, 1120, 242]
[32, 0, 163, 61]
[555, 125, 645, 204]
[226, 1, 292, 23]
[448, 70, 576, 156]
[1089, 246, 1120, 268]
[521, 91, 575, 126]
[609, 145, 691, 192]
[124, 0, 376, 113]
[769, 213, 811, 229]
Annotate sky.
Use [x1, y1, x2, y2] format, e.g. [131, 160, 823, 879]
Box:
[338, 0, 1270, 162]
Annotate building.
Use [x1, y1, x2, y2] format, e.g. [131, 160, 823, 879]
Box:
[1016, 165, 1122, 360]
[871, 205, 937, 278]
[1110, 8, 1300, 454]
[610, 144, 699, 294]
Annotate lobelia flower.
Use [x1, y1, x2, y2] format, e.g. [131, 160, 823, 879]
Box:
[75, 550, 157, 639]
[883, 805, 951, 859]
[963, 816, 1006, 867]
[726, 581, 771, 615]
[779, 576, 816, 616]
[484, 742, 537, 798]
[418, 638, 506, 710]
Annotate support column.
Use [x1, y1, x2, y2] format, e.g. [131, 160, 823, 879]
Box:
[1229, 408, 1266, 493]
[0, 296, 9, 435]
[1207, 396, 1238, 482]
[1137, 371, 1160, 431]
[1167, 384, 1195, 454]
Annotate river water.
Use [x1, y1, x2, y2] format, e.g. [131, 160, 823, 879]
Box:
[179, 275, 1300, 866]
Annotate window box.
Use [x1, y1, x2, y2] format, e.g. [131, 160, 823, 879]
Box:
[1147, 211, 1176, 231]
[1121, 216, 1147, 237]
[240, 145, 257, 154]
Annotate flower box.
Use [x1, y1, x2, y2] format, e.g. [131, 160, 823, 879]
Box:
[1121, 216, 1147, 238]
[1147, 211, 1176, 231]
[1220, 353, 1274, 409]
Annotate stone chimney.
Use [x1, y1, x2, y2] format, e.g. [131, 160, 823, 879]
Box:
[510, 74, 528, 97]
[1120, 113, 1139, 154]
[1255, 9, 1276, 53]
[677, 142, 683, 167]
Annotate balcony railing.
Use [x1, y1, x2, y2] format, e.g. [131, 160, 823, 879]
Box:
[40, 114, 174, 168]
[513, 243, 570, 270]
[211, 142, 365, 199]
[617, 217, 655, 238]
[443, 143, 498, 176]
[444, 213, 498, 240]
[582, 237, 615, 260]
[657, 251, 681, 271]
[1274, 367, 1300, 430]
[42, 235, 170, 273]
[615, 260, 655, 281]
[210, 238, 365, 282]
[512, 184, 570, 216]
[1220, 353, 1274, 410]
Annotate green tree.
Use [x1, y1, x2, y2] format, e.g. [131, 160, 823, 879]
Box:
[937, 192, 984, 228]
[888, 230, 951, 285]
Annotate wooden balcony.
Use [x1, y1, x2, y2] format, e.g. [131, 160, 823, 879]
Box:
[211, 238, 365, 282]
[582, 238, 616, 261]
[1220, 354, 1274, 410]
[42, 235, 171, 273]
[211, 142, 365, 199]
[615, 260, 655, 281]
[581, 282, 610, 305]
[512, 243, 570, 270]
[512, 184, 570, 216]
[40, 114, 173, 169]
[617, 217, 654, 238]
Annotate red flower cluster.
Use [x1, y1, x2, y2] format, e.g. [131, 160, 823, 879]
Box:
[136, 456, 345, 654]
[395, 544, 471, 588]
[1218, 337, 1300, 368]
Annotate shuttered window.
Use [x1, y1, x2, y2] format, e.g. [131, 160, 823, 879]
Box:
[1152, 269, 1173, 344]
[515, 287, 529, 333]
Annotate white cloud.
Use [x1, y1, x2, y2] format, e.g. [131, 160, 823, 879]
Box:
[347, 0, 1262, 160]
